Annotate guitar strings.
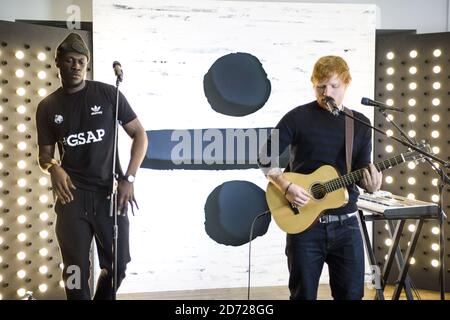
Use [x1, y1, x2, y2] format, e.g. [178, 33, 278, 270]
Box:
[307, 154, 404, 196]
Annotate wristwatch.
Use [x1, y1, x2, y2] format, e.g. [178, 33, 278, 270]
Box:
[46, 158, 60, 172]
[123, 175, 135, 183]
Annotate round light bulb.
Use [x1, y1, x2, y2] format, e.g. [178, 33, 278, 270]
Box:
[16, 87, 26, 96]
[39, 230, 49, 239]
[17, 123, 27, 132]
[17, 196, 27, 206]
[431, 114, 440, 122]
[17, 160, 26, 169]
[17, 141, 27, 150]
[409, 50, 418, 58]
[17, 178, 27, 188]
[17, 270, 26, 278]
[407, 162, 416, 169]
[17, 215, 27, 224]
[39, 284, 48, 293]
[38, 88, 47, 97]
[15, 50, 25, 59]
[37, 71, 47, 80]
[17, 105, 26, 114]
[432, 98, 440, 106]
[17, 251, 26, 260]
[17, 233, 27, 242]
[433, 49, 441, 57]
[17, 288, 26, 297]
[39, 265, 48, 274]
[408, 98, 416, 107]
[431, 227, 440, 235]
[39, 177, 48, 186]
[37, 52, 46, 61]
[39, 194, 49, 203]
[15, 69, 25, 78]
[40, 212, 49, 221]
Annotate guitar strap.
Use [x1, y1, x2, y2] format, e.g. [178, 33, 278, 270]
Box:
[344, 107, 354, 174]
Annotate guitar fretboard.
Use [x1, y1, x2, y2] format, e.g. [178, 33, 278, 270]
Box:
[324, 154, 405, 193]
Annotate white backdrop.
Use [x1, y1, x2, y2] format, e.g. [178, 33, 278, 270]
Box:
[93, 0, 376, 294]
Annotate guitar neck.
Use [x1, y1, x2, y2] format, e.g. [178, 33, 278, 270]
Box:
[325, 153, 406, 193]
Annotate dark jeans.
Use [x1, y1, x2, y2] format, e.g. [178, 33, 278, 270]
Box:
[54, 188, 131, 300]
[286, 216, 364, 300]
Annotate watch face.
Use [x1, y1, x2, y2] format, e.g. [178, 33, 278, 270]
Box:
[127, 175, 135, 183]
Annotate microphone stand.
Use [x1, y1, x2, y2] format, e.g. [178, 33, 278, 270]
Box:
[109, 72, 122, 300]
[376, 108, 449, 300]
[337, 106, 449, 300]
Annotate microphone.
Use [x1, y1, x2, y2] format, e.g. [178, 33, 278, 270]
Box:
[361, 97, 404, 112]
[113, 61, 123, 82]
[323, 96, 340, 116]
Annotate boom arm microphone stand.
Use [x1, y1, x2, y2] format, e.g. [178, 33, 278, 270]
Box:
[336, 103, 449, 300]
[109, 62, 123, 300]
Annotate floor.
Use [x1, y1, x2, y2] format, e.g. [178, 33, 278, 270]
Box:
[118, 284, 450, 300]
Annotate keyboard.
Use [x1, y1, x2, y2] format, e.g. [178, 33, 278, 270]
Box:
[357, 191, 439, 218]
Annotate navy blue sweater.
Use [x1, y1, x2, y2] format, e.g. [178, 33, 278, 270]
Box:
[260, 100, 372, 215]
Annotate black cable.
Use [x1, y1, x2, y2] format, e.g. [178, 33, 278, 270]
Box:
[247, 210, 271, 300]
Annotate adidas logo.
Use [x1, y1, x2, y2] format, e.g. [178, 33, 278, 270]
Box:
[90, 105, 103, 115]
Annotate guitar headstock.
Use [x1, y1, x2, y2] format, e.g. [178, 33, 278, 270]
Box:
[403, 141, 432, 163]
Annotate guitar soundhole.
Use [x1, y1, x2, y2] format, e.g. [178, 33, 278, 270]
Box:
[311, 183, 327, 200]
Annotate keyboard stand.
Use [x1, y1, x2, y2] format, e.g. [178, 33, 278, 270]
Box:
[357, 210, 424, 300]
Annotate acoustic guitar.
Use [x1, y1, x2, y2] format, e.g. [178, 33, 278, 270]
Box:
[266, 145, 430, 234]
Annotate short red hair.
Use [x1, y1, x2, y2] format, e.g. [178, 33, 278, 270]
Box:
[311, 55, 352, 85]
